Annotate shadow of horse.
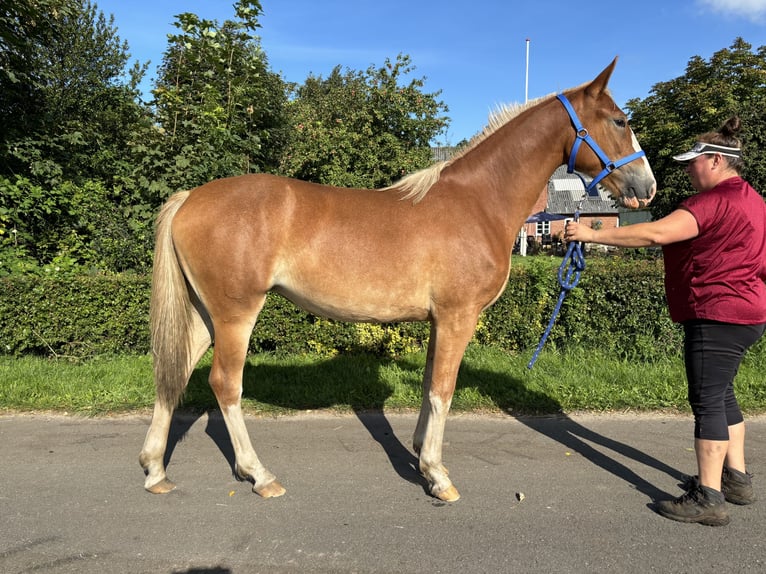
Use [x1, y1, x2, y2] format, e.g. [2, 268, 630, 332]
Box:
[166, 354, 425, 492]
[164, 350, 683, 501]
[453, 358, 685, 500]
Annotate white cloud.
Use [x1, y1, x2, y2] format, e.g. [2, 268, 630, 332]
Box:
[698, 0, 766, 21]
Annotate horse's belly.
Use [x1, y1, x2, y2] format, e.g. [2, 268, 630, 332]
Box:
[274, 283, 431, 323]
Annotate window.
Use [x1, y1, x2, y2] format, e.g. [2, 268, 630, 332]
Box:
[535, 221, 550, 236]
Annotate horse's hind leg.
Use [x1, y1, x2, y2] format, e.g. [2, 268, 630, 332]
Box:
[140, 402, 180, 493]
[140, 313, 211, 493]
[209, 317, 285, 498]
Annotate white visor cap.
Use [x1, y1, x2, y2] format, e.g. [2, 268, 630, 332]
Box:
[673, 142, 741, 162]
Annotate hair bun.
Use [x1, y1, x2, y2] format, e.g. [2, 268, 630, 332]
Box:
[720, 116, 741, 138]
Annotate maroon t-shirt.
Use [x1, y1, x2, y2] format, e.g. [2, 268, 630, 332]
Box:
[662, 176, 766, 324]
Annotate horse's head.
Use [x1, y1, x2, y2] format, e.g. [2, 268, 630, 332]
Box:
[561, 59, 656, 209]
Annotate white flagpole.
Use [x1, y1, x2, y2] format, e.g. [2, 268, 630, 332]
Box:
[520, 38, 531, 257]
[525, 38, 530, 104]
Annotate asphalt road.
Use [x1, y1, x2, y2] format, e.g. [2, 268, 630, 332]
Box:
[2, 411, 765, 573]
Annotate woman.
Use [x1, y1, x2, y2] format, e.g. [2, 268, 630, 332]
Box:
[565, 117, 766, 526]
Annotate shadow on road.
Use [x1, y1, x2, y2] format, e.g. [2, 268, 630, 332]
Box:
[516, 415, 681, 500]
[160, 352, 681, 501]
[172, 568, 232, 574]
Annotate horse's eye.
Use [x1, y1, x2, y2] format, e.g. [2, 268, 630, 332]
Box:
[614, 118, 627, 129]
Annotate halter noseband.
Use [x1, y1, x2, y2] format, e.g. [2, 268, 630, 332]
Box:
[557, 93, 645, 197]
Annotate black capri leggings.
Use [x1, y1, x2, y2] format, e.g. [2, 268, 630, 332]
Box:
[683, 320, 766, 441]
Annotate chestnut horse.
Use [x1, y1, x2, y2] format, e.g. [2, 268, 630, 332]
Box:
[140, 59, 656, 502]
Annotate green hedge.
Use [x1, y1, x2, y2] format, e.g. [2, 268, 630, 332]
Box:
[479, 258, 681, 361]
[0, 258, 682, 360]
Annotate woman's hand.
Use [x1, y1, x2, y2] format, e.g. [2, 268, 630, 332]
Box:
[564, 221, 593, 243]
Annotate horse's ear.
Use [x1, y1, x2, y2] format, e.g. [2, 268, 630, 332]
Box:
[585, 57, 618, 98]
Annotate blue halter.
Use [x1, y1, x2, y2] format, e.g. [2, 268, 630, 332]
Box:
[556, 93, 646, 196]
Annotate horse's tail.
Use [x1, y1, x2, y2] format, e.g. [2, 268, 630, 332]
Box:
[150, 190, 193, 409]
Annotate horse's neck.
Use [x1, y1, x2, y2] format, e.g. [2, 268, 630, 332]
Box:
[456, 99, 569, 216]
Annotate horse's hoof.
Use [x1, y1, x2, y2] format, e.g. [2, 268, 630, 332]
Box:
[145, 478, 176, 494]
[254, 480, 286, 498]
[435, 484, 461, 502]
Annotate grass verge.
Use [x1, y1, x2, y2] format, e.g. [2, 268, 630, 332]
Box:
[2, 344, 765, 417]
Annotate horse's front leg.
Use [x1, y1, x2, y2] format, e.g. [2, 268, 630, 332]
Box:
[413, 318, 476, 502]
[210, 323, 285, 498]
[413, 332, 436, 457]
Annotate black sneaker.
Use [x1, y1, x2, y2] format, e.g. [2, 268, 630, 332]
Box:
[654, 485, 730, 526]
[680, 467, 756, 505]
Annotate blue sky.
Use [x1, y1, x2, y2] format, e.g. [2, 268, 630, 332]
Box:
[95, 0, 766, 144]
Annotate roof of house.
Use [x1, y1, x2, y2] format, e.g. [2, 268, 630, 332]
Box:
[546, 165, 618, 215]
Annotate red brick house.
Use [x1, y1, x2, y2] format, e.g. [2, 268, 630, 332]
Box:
[520, 165, 621, 249]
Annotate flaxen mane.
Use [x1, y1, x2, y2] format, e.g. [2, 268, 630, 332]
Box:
[389, 83, 608, 204]
[388, 93, 552, 203]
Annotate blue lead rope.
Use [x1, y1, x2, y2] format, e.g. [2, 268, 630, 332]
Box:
[527, 209, 586, 369]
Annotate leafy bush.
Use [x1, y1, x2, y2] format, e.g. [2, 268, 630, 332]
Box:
[0, 258, 682, 360]
[0, 176, 154, 275]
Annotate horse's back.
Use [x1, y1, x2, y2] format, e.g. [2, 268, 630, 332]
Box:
[166, 174, 431, 322]
[165, 173, 503, 324]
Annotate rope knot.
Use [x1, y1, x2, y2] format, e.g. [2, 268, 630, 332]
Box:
[557, 241, 585, 291]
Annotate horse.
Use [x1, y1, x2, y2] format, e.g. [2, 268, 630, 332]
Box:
[139, 58, 656, 502]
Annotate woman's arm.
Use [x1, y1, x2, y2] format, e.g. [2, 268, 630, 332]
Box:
[564, 208, 699, 248]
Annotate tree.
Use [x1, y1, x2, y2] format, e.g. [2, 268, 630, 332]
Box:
[626, 38, 766, 218]
[0, 0, 69, 177]
[1, 0, 149, 185]
[279, 54, 449, 188]
[0, 0, 156, 272]
[145, 0, 288, 196]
